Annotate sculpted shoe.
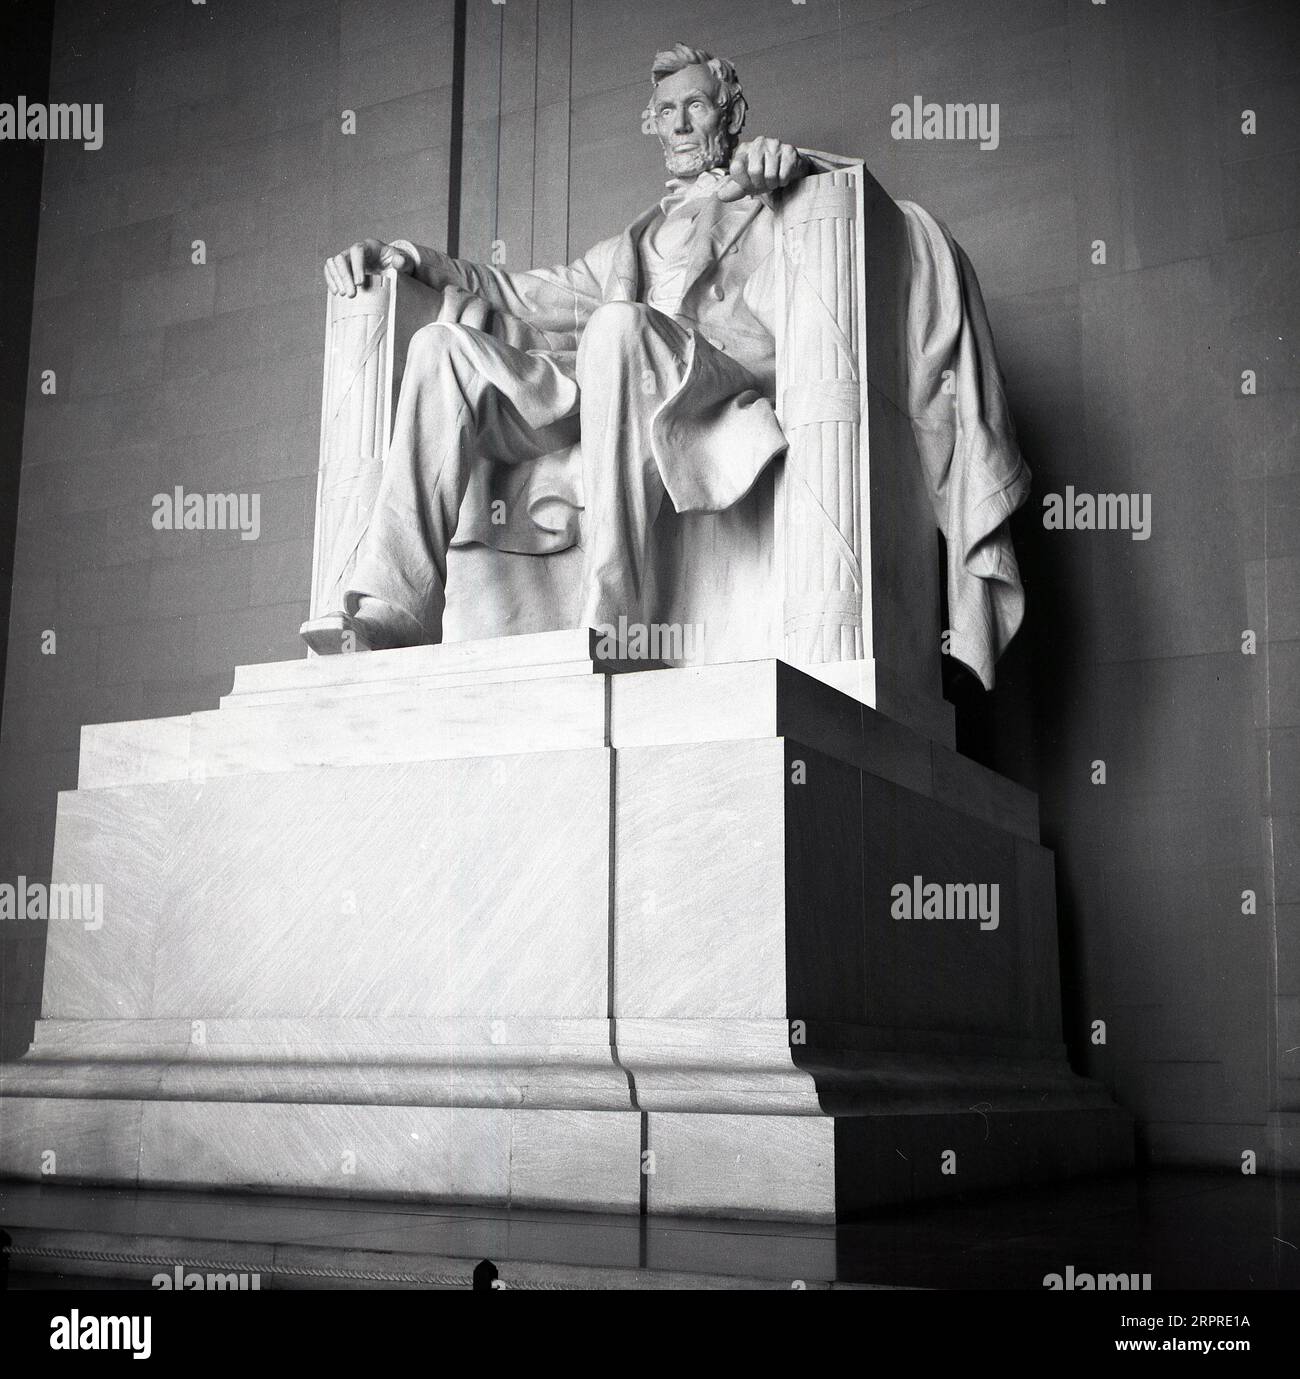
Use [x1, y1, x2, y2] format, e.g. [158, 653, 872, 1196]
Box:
[301, 597, 425, 655]
[299, 611, 374, 655]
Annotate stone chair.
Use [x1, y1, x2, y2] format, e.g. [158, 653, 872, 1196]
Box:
[309, 152, 954, 744]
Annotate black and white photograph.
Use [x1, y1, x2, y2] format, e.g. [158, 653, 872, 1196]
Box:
[0, 0, 1295, 1348]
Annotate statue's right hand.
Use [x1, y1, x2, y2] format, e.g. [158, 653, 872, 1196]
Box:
[323, 238, 415, 297]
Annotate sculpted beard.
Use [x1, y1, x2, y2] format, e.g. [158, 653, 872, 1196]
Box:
[661, 126, 730, 177]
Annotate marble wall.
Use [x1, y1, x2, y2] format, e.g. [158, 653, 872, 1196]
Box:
[0, 2, 54, 726]
[0, 0, 457, 1054]
[1, 0, 1295, 1170]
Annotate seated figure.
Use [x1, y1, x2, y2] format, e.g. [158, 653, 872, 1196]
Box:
[304, 42, 809, 654]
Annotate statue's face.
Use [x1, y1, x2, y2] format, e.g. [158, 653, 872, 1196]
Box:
[651, 63, 731, 177]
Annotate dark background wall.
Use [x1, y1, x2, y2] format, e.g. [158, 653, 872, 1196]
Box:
[0, 1, 55, 725]
[0, 0, 1296, 1171]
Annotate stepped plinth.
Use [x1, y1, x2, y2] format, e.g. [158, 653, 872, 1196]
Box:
[0, 631, 1130, 1221]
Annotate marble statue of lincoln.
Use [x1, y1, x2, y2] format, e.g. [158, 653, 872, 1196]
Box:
[304, 43, 809, 654]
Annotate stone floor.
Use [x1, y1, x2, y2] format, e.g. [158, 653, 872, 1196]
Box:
[2, 1169, 1297, 1290]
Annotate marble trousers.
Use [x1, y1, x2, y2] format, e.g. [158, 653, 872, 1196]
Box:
[346, 300, 725, 642]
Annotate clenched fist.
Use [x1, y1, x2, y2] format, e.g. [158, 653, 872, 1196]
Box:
[715, 137, 806, 203]
[323, 238, 416, 297]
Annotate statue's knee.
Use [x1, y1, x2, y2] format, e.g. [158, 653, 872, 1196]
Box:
[407, 321, 468, 370]
[579, 302, 652, 364]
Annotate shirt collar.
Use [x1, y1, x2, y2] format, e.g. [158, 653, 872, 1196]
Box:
[660, 167, 728, 213]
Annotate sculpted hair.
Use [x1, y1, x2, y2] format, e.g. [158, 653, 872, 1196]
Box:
[650, 42, 749, 145]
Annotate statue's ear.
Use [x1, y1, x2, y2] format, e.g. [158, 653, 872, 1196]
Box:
[726, 94, 748, 139]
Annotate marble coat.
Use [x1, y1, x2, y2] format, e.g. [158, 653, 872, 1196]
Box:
[395, 186, 787, 554]
[395, 182, 1030, 689]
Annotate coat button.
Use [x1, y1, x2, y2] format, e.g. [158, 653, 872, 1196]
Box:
[711, 285, 725, 300]
[709, 338, 725, 351]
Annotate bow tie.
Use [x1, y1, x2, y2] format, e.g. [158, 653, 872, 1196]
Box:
[661, 168, 728, 212]
[664, 168, 726, 195]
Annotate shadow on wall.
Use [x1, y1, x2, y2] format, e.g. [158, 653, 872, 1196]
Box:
[948, 379, 1143, 1089]
[0, 1, 55, 734]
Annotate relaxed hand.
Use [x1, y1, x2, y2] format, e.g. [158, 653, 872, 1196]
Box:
[323, 238, 415, 296]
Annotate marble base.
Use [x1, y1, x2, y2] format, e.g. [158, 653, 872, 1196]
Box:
[0, 1094, 1125, 1224]
[0, 632, 1132, 1221]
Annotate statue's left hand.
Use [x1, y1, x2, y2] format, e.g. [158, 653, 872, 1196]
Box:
[716, 137, 806, 203]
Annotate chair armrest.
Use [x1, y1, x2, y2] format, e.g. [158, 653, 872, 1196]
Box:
[774, 157, 952, 739]
[308, 269, 444, 620]
[774, 161, 868, 666]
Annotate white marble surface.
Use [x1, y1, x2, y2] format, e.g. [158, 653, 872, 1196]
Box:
[614, 738, 787, 1019]
[645, 1112, 836, 1221]
[190, 674, 607, 778]
[152, 751, 613, 1020]
[78, 716, 192, 790]
[72, 638, 1034, 842]
[0, 638, 1127, 1221]
[0, 1088, 1129, 1219]
[236, 627, 610, 696]
[42, 782, 188, 1019]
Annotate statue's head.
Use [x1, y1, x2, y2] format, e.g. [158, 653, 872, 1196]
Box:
[648, 43, 748, 178]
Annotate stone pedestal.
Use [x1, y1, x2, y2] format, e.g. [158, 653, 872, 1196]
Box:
[0, 632, 1130, 1221]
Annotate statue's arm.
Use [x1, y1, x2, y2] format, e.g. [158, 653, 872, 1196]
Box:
[394, 239, 606, 339]
[323, 236, 606, 340]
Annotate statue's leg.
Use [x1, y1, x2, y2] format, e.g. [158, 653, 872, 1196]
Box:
[333, 321, 580, 650]
[574, 302, 689, 631]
